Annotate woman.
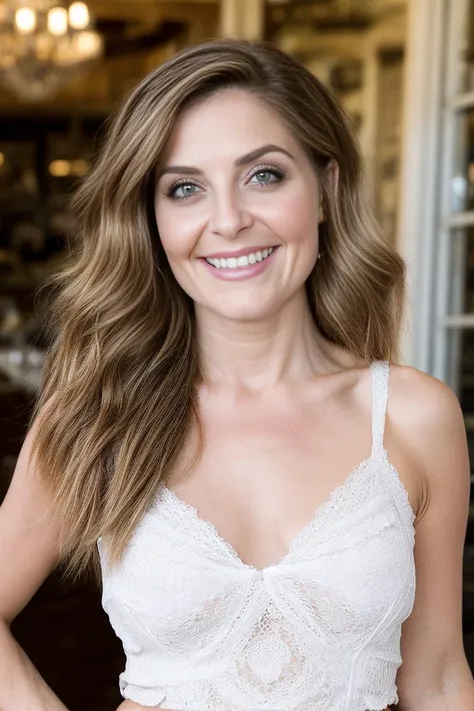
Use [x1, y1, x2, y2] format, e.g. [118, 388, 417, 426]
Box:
[0, 39, 473, 711]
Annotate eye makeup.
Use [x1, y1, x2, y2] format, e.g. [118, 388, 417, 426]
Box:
[163, 164, 287, 202]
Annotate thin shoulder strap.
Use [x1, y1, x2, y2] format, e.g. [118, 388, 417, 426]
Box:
[371, 360, 390, 456]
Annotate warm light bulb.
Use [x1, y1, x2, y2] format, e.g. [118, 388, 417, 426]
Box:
[74, 30, 102, 58]
[48, 7, 68, 36]
[69, 2, 90, 30]
[49, 160, 70, 177]
[0, 153, 4, 169]
[15, 7, 37, 34]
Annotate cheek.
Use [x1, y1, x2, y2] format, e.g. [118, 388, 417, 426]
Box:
[155, 205, 200, 264]
[272, 187, 321, 251]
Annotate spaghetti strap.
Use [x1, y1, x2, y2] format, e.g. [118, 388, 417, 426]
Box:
[370, 360, 390, 456]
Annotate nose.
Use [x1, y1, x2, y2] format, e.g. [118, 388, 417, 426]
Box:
[208, 190, 253, 240]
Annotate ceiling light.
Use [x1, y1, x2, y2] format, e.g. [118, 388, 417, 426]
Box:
[48, 7, 69, 36]
[14, 7, 36, 34]
[0, 1, 103, 101]
[69, 2, 90, 30]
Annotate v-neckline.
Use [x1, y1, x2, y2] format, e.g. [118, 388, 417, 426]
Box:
[159, 453, 375, 574]
[156, 362, 408, 574]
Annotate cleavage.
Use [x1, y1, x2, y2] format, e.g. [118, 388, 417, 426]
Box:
[164, 383, 373, 570]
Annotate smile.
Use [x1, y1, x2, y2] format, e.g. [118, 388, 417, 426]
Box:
[205, 247, 275, 270]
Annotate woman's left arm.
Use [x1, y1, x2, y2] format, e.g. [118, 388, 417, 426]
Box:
[395, 372, 474, 710]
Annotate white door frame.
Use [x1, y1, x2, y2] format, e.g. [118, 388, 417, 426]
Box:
[397, 0, 447, 371]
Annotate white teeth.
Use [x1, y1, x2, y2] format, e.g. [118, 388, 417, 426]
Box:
[205, 247, 274, 270]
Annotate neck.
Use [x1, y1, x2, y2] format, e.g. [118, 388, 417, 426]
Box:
[195, 289, 345, 391]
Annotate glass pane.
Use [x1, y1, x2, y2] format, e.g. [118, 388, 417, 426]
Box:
[451, 110, 474, 212]
[448, 227, 474, 313]
[457, 0, 474, 93]
[455, 332, 474, 412]
[445, 330, 474, 643]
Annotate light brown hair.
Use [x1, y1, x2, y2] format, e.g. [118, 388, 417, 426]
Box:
[31, 39, 405, 575]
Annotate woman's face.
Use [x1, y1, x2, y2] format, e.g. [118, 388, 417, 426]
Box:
[154, 89, 324, 322]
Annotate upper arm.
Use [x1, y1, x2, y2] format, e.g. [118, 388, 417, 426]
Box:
[393, 369, 474, 706]
[0, 411, 61, 625]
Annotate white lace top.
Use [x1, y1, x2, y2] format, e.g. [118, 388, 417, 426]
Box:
[98, 360, 416, 711]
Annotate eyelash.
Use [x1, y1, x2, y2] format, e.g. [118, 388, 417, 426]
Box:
[165, 164, 287, 202]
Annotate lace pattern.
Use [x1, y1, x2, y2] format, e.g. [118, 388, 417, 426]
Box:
[98, 361, 416, 710]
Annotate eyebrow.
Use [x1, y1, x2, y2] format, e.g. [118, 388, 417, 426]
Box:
[156, 144, 294, 180]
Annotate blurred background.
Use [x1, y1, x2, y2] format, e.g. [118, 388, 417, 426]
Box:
[0, 0, 472, 708]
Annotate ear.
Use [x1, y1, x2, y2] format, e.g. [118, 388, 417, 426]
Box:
[318, 159, 339, 223]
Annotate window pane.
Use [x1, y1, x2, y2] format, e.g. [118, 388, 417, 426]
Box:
[451, 110, 474, 212]
[457, 0, 474, 93]
[445, 329, 474, 645]
[448, 227, 474, 313]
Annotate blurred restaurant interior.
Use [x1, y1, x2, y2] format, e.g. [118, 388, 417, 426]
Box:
[0, 0, 474, 707]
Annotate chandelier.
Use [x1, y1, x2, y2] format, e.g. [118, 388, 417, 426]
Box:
[0, 1, 103, 101]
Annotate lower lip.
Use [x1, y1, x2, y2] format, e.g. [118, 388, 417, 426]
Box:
[200, 249, 278, 281]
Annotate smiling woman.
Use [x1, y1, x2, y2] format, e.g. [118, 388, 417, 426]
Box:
[0, 38, 473, 711]
[154, 92, 326, 315]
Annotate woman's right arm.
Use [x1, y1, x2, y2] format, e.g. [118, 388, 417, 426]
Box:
[0, 416, 69, 711]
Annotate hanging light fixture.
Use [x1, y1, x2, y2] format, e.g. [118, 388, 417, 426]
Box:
[0, 1, 103, 101]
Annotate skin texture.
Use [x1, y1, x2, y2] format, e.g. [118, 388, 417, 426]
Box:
[155, 90, 325, 327]
[0, 90, 473, 711]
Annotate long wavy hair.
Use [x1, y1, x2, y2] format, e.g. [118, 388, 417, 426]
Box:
[31, 39, 405, 575]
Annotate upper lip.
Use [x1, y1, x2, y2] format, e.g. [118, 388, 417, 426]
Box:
[202, 246, 277, 259]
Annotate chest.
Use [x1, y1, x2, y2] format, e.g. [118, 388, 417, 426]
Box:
[101, 470, 416, 662]
[166, 388, 376, 571]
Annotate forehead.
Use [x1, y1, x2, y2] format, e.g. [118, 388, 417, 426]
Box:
[162, 89, 300, 162]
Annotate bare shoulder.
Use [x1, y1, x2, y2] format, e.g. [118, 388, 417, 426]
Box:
[388, 363, 463, 428]
[388, 366, 474, 701]
[387, 364, 469, 497]
[390, 365, 464, 437]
